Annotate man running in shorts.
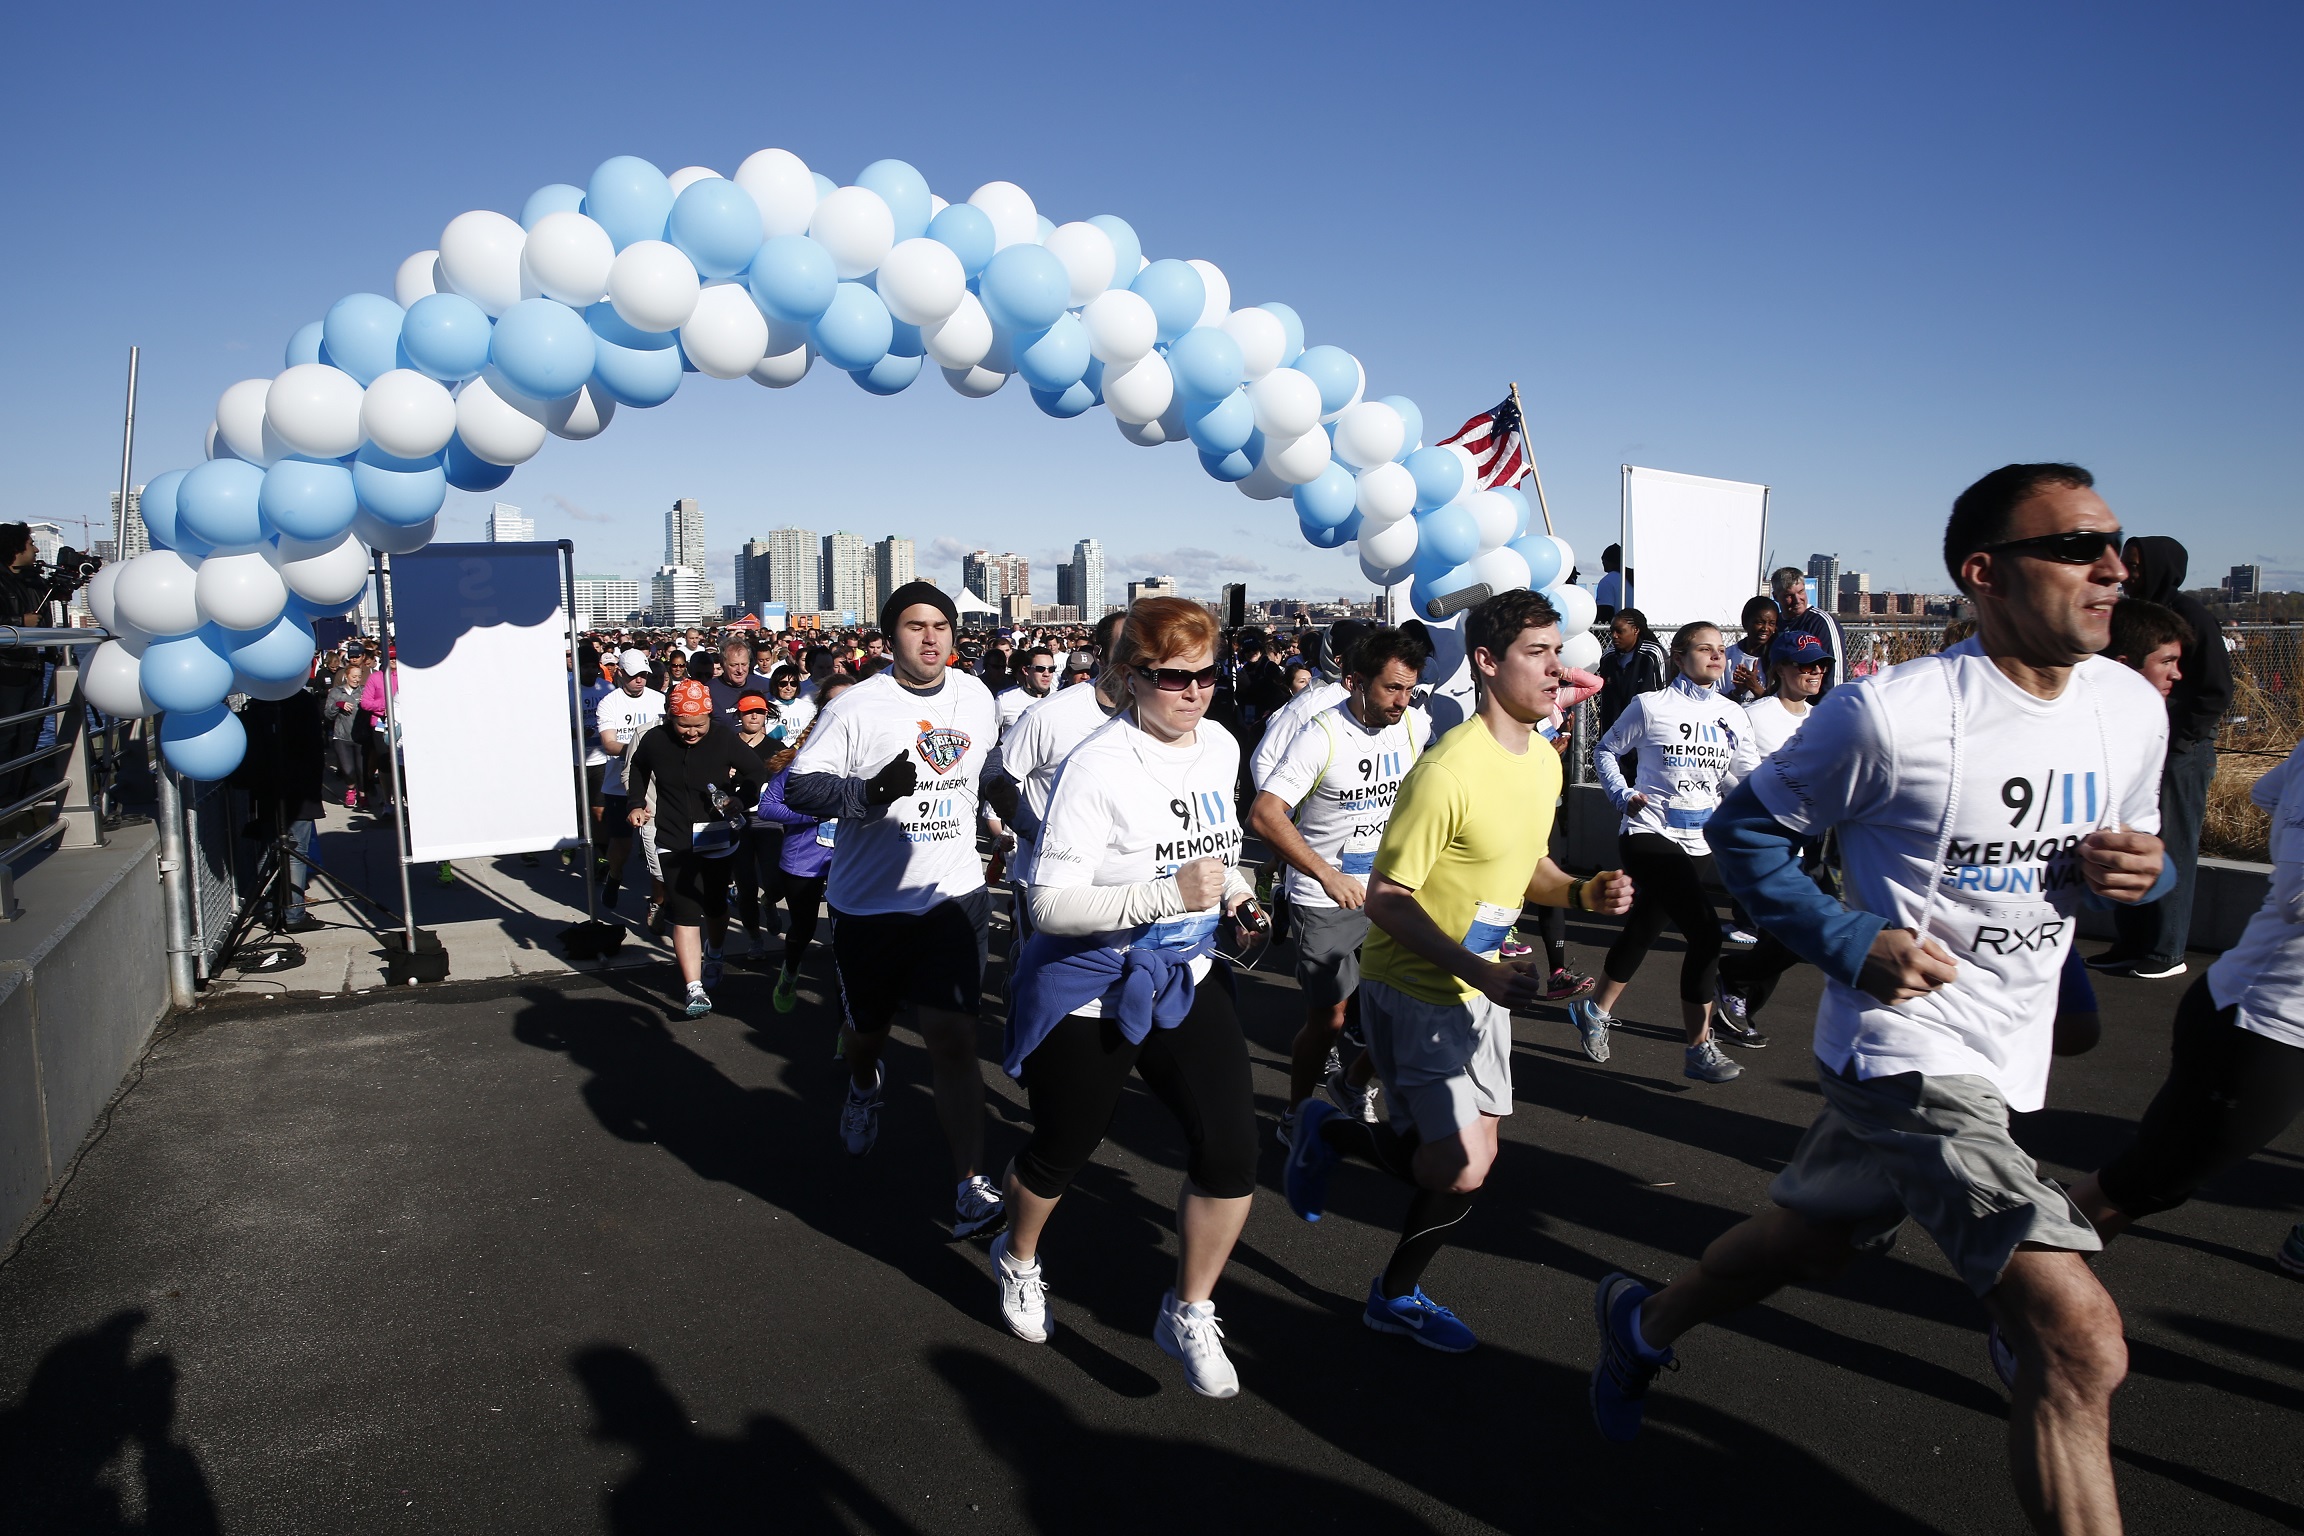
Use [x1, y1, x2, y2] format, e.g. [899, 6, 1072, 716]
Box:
[1283, 590, 1632, 1351]
[624, 680, 765, 1018]
[787, 582, 1007, 1238]
[1593, 464, 2170, 1536]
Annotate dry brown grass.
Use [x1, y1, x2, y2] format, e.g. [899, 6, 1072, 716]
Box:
[2206, 629, 2302, 861]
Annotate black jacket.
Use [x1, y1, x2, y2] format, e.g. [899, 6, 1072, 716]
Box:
[233, 691, 327, 823]
[1596, 639, 1667, 732]
[2123, 536, 2232, 746]
[625, 719, 767, 852]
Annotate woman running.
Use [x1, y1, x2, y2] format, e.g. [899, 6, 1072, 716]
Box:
[752, 675, 851, 1014]
[992, 597, 1261, 1399]
[1572, 622, 1759, 1083]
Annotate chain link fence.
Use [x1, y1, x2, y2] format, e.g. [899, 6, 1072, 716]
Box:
[182, 774, 258, 980]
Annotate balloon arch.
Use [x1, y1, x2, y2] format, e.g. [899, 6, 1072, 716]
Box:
[85, 148, 1596, 779]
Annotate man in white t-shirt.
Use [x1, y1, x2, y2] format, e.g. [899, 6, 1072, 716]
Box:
[995, 646, 1056, 739]
[983, 612, 1128, 922]
[1592, 464, 2171, 1535]
[1248, 621, 1367, 791]
[594, 662, 665, 912]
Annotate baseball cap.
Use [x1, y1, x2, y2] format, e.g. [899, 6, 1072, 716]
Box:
[1770, 631, 1828, 668]
[736, 692, 770, 713]
[668, 680, 713, 716]
[618, 648, 649, 674]
[1064, 650, 1096, 673]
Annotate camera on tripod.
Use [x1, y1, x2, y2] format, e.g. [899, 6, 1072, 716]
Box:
[34, 546, 101, 605]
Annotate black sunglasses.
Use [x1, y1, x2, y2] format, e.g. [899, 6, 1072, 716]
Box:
[1026, 664, 1056, 673]
[1978, 529, 2125, 565]
[1136, 663, 1221, 692]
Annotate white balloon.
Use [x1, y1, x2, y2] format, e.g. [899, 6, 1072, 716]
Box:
[943, 365, 1007, 399]
[1263, 426, 1334, 486]
[215, 378, 281, 466]
[1220, 307, 1286, 382]
[88, 563, 124, 634]
[195, 549, 289, 632]
[734, 148, 819, 239]
[1469, 545, 1532, 596]
[266, 364, 366, 460]
[1117, 414, 1176, 447]
[667, 165, 721, 195]
[877, 237, 966, 326]
[520, 210, 616, 307]
[1332, 401, 1406, 470]
[82, 641, 153, 717]
[394, 249, 442, 308]
[1441, 444, 1483, 499]
[921, 292, 993, 370]
[807, 186, 895, 280]
[1553, 583, 1599, 634]
[607, 240, 701, 333]
[1185, 260, 1230, 329]
[1043, 222, 1117, 306]
[544, 380, 616, 440]
[1465, 490, 1518, 553]
[967, 181, 1038, 250]
[1360, 516, 1420, 570]
[1354, 461, 1418, 525]
[749, 343, 813, 388]
[1248, 368, 1322, 441]
[680, 281, 770, 378]
[275, 531, 373, 605]
[1561, 630, 1604, 672]
[351, 510, 435, 556]
[1081, 289, 1156, 365]
[456, 373, 548, 466]
[929, 194, 948, 217]
[1101, 351, 1174, 424]
[437, 209, 527, 317]
[359, 369, 457, 458]
[112, 550, 203, 637]
[1236, 458, 1291, 500]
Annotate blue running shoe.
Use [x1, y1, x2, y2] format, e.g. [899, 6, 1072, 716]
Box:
[1591, 1271, 1675, 1442]
[1286, 1098, 1345, 1222]
[1363, 1278, 1477, 1353]
[1570, 998, 1613, 1063]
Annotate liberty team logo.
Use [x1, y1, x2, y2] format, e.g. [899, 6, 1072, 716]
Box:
[914, 720, 972, 774]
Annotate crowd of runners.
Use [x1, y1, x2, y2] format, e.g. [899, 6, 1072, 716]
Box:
[305, 463, 2297, 1535]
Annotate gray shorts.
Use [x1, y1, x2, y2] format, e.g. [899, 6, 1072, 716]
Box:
[1360, 979, 1514, 1143]
[1771, 1065, 2103, 1297]
[1291, 903, 1368, 1010]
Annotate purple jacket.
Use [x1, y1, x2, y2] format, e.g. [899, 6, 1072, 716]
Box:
[755, 765, 832, 878]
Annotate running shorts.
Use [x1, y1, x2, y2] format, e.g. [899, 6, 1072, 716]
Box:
[659, 849, 734, 929]
[600, 793, 631, 844]
[832, 886, 992, 1030]
[1291, 903, 1368, 1011]
[1360, 978, 1513, 1143]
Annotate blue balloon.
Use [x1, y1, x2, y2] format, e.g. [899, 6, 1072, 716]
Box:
[1036, 214, 1055, 243]
[1031, 379, 1100, 418]
[1417, 501, 1481, 566]
[927, 203, 996, 277]
[1293, 462, 1358, 529]
[177, 459, 267, 549]
[227, 612, 317, 685]
[1200, 445, 1256, 482]
[667, 178, 765, 279]
[979, 244, 1069, 333]
[1300, 513, 1354, 550]
[259, 459, 357, 542]
[321, 293, 405, 386]
[1132, 260, 1206, 345]
[746, 234, 837, 322]
[142, 631, 235, 714]
[444, 435, 514, 493]
[1088, 215, 1141, 284]
[1509, 535, 1564, 590]
[1183, 389, 1255, 455]
[352, 444, 448, 527]
[810, 171, 838, 202]
[1294, 345, 1360, 417]
[158, 701, 246, 780]
[887, 318, 925, 359]
[811, 282, 893, 372]
[1259, 302, 1306, 366]
[1496, 487, 1532, 540]
[521, 182, 587, 229]
[586, 155, 675, 250]
[587, 303, 684, 408]
[855, 159, 933, 242]
[1166, 326, 1245, 402]
[1381, 395, 1423, 456]
[1404, 446, 1465, 511]
[286, 588, 363, 623]
[850, 353, 923, 395]
[139, 468, 189, 550]
[1410, 560, 1481, 620]
[1015, 314, 1090, 393]
[400, 293, 493, 383]
[285, 320, 324, 369]
[490, 298, 597, 401]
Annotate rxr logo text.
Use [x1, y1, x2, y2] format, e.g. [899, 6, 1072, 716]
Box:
[1971, 918, 2068, 955]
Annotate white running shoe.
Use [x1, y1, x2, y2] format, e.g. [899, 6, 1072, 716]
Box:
[1324, 1064, 1379, 1124]
[840, 1064, 884, 1156]
[1155, 1289, 1240, 1399]
[684, 983, 712, 1019]
[955, 1174, 1007, 1239]
[990, 1232, 1049, 1343]
[1685, 1040, 1743, 1083]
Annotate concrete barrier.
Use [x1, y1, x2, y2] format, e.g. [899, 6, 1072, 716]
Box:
[0, 824, 168, 1245]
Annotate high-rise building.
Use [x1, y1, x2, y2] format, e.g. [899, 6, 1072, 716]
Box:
[107, 487, 150, 560]
[649, 565, 714, 627]
[763, 527, 821, 611]
[821, 532, 872, 618]
[962, 550, 1029, 608]
[872, 535, 915, 617]
[1055, 563, 1077, 609]
[488, 502, 534, 542]
[666, 497, 706, 572]
[1806, 553, 1840, 613]
[1836, 570, 1869, 614]
[573, 574, 645, 631]
[2228, 564, 2264, 598]
[1070, 539, 1106, 615]
[1128, 575, 1178, 604]
[737, 537, 774, 608]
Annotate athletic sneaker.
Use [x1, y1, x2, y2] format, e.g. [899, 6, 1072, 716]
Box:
[701, 950, 724, 988]
[1285, 1099, 1344, 1221]
[1154, 1290, 1240, 1399]
[435, 861, 456, 887]
[1569, 998, 1613, 1063]
[2276, 1223, 2304, 1277]
[684, 982, 712, 1019]
[954, 1174, 1007, 1240]
[1363, 1279, 1477, 1353]
[2131, 958, 2188, 980]
[1544, 967, 1596, 1001]
[2083, 946, 2142, 973]
[772, 969, 800, 1013]
[598, 878, 621, 912]
[1721, 922, 1758, 947]
[1324, 1064, 1379, 1124]
[1987, 1322, 2018, 1390]
[1499, 935, 1534, 960]
[989, 1232, 1049, 1342]
[1711, 982, 1770, 1050]
[1274, 1106, 1296, 1152]
[840, 1064, 884, 1156]
[1685, 1040, 1742, 1083]
[343, 788, 357, 809]
[1591, 1271, 1675, 1442]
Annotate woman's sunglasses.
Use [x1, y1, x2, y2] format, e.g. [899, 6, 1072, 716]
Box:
[1978, 529, 2124, 565]
[1136, 663, 1221, 692]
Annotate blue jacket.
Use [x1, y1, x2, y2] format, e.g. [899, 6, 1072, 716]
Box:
[1003, 929, 1213, 1080]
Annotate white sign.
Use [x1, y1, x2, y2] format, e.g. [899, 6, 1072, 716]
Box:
[1620, 465, 1770, 631]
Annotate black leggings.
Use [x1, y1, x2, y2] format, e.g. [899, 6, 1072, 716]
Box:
[329, 738, 361, 787]
[2097, 977, 2304, 1219]
[1719, 855, 1833, 1015]
[770, 871, 827, 972]
[1014, 981, 1257, 1202]
[1605, 832, 1722, 1005]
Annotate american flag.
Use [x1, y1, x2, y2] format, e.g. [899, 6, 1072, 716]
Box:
[1435, 393, 1529, 492]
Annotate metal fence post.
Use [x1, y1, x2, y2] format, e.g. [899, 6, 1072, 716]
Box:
[154, 756, 198, 1010]
[54, 654, 105, 850]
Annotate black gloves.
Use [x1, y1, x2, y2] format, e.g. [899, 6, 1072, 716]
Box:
[866, 752, 918, 806]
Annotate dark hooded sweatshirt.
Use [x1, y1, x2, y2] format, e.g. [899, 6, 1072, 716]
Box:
[2123, 536, 2232, 747]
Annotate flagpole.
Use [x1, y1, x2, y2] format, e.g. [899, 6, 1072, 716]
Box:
[1508, 381, 1554, 537]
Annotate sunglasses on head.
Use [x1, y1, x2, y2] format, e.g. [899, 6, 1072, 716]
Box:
[1136, 663, 1221, 692]
[1978, 529, 2124, 565]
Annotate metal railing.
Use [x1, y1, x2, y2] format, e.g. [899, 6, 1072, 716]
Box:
[0, 626, 133, 920]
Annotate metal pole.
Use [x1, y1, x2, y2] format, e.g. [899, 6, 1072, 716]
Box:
[559, 542, 599, 929]
[374, 553, 418, 957]
[154, 759, 198, 1009]
[115, 348, 139, 556]
[1508, 382, 1555, 537]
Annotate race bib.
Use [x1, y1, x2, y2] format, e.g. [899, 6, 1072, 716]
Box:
[1461, 900, 1519, 958]
[1145, 910, 1219, 953]
[1664, 804, 1713, 830]
[690, 821, 740, 858]
[816, 819, 839, 849]
[1340, 849, 1377, 875]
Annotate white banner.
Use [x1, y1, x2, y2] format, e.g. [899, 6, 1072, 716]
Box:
[1620, 465, 1771, 631]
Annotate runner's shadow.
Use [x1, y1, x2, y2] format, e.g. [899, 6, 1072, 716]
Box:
[0, 1309, 219, 1535]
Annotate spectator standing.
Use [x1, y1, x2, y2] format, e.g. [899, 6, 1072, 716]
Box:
[1594, 543, 1626, 621]
[1769, 567, 1846, 694]
[1594, 608, 1666, 733]
[0, 525, 49, 815]
[1720, 597, 1779, 704]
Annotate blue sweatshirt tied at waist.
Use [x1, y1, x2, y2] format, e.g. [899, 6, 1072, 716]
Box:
[1002, 929, 1215, 1080]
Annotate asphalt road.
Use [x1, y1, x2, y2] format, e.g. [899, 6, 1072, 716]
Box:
[2, 913, 2300, 1535]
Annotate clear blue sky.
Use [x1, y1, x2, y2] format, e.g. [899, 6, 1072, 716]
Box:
[5, 2, 2297, 601]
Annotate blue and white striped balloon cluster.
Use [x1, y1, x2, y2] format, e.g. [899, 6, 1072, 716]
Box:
[89, 148, 1588, 779]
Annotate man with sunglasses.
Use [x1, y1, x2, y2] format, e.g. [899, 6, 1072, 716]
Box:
[996, 646, 1057, 740]
[1596, 464, 2171, 1536]
[1770, 565, 1846, 695]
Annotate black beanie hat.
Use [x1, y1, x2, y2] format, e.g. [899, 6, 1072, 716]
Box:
[880, 580, 959, 638]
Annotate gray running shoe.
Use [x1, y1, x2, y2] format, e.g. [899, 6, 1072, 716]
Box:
[1684, 1040, 1742, 1083]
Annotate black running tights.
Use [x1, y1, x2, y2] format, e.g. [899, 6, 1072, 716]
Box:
[1605, 833, 1722, 1005]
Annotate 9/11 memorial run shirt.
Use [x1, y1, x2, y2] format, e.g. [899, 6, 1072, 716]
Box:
[1747, 639, 2166, 1111]
[1596, 676, 1761, 855]
[786, 670, 997, 917]
[1261, 700, 1427, 908]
